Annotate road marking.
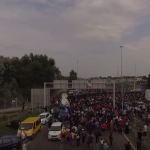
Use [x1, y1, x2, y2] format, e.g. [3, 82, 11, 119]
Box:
[59, 143, 64, 150]
[122, 132, 136, 150]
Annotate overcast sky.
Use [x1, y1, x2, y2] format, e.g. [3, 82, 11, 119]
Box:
[0, 0, 150, 78]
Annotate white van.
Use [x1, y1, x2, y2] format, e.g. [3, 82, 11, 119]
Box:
[39, 112, 52, 125]
[48, 122, 62, 140]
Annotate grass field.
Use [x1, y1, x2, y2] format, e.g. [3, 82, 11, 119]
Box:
[0, 111, 40, 136]
[125, 119, 150, 150]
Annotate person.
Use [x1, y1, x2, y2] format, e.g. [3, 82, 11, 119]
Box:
[124, 141, 131, 150]
[69, 130, 76, 147]
[137, 129, 142, 141]
[136, 139, 142, 150]
[100, 138, 104, 150]
[22, 141, 27, 150]
[109, 132, 113, 146]
[101, 122, 107, 132]
[61, 127, 66, 143]
[65, 126, 70, 142]
[143, 124, 147, 141]
[103, 142, 109, 150]
[22, 102, 25, 112]
[76, 132, 80, 146]
[125, 121, 129, 134]
[19, 130, 26, 144]
[48, 117, 52, 129]
[44, 106, 47, 112]
[94, 129, 99, 143]
[80, 128, 86, 143]
[86, 133, 94, 149]
[110, 120, 114, 131]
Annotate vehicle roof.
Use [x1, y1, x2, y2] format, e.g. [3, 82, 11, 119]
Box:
[0, 135, 17, 139]
[51, 122, 62, 126]
[39, 112, 50, 115]
[22, 117, 40, 123]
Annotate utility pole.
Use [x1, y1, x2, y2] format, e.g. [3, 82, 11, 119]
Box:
[120, 46, 124, 111]
[117, 66, 119, 77]
[134, 65, 136, 89]
[96, 68, 97, 77]
[77, 61, 78, 79]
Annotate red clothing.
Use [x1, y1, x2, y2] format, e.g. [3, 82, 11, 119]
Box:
[101, 123, 107, 129]
[123, 116, 127, 120]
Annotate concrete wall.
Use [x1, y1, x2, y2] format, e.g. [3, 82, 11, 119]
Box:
[31, 89, 50, 107]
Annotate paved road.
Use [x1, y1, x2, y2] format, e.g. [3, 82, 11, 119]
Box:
[27, 125, 131, 150]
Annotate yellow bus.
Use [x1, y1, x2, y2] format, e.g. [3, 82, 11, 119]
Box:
[17, 117, 41, 139]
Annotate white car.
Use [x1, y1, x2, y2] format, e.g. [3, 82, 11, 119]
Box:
[48, 122, 62, 140]
[39, 112, 52, 125]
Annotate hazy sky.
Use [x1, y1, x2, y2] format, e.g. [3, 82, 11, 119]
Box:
[0, 0, 150, 78]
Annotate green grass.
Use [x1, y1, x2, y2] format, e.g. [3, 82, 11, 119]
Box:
[126, 130, 150, 150]
[0, 111, 40, 136]
[0, 126, 17, 136]
[126, 120, 150, 150]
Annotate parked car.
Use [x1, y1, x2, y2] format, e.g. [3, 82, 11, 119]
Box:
[7, 120, 21, 130]
[38, 112, 52, 125]
[0, 135, 21, 150]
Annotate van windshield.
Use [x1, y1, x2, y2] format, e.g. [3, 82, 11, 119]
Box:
[19, 123, 33, 130]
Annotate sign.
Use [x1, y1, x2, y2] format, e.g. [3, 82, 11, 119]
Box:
[107, 79, 111, 83]
[116, 79, 120, 83]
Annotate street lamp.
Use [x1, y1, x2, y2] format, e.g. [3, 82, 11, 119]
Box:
[77, 61, 78, 79]
[120, 46, 123, 111]
[135, 65, 136, 77]
[134, 65, 136, 89]
[96, 68, 97, 77]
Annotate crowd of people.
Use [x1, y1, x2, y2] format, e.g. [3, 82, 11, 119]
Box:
[18, 90, 149, 150]
[53, 91, 150, 150]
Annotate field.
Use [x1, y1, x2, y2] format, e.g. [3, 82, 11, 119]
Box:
[125, 118, 150, 150]
[0, 111, 41, 136]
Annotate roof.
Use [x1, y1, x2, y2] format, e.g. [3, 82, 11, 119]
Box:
[39, 112, 49, 115]
[0, 135, 16, 139]
[51, 122, 62, 126]
[22, 117, 40, 123]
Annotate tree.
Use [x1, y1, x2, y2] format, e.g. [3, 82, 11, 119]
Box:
[69, 70, 77, 82]
[0, 53, 62, 105]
